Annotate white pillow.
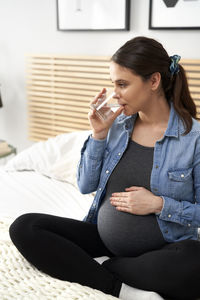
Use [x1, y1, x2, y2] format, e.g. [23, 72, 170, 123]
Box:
[5, 130, 91, 187]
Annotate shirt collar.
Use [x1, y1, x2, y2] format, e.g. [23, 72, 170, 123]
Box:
[164, 102, 184, 138]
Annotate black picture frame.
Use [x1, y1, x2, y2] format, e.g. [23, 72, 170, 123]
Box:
[149, 0, 200, 30]
[56, 0, 130, 31]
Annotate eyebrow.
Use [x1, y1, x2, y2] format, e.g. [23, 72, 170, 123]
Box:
[111, 79, 129, 83]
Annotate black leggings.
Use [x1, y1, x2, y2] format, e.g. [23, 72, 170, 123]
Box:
[9, 213, 200, 300]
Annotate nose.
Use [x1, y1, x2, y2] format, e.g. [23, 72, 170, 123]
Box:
[113, 88, 120, 99]
[113, 93, 120, 100]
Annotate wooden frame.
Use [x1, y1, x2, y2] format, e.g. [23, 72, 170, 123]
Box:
[26, 55, 113, 141]
[181, 59, 200, 120]
[26, 56, 200, 141]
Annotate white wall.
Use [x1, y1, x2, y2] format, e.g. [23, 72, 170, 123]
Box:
[0, 0, 200, 152]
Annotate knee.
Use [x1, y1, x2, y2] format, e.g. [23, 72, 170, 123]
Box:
[9, 213, 39, 246]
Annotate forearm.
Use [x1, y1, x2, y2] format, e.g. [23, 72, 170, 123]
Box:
[92, 129, 109, 140]
[157, 196, 200, 228]
[152, 196, 164, 214]
[77, 135, 107, 194]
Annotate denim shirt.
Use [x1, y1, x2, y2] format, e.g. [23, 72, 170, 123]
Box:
[77, 103, 200, 243]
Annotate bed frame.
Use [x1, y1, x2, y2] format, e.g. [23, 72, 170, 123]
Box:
[181, 59, 200, 120]
[26, 56, 200, 141]
[27, 55, 112, 141]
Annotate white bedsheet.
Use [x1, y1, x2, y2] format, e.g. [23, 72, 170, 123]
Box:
[0, 127, 166, 300]
[0, 169, 93, 220]
[0, 169, 165, 300]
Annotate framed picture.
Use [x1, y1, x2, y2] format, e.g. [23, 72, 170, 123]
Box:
[56, 0, 130, 31]
[149, 0, 200, 30]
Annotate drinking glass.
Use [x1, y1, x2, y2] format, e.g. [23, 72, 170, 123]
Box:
[91, 89, 121, 121]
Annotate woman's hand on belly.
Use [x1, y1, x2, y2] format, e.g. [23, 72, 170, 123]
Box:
[110, 186, 163, 215]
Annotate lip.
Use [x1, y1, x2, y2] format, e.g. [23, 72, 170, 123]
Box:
[118, 101, 126, 106]
[119, 103, 126, 107]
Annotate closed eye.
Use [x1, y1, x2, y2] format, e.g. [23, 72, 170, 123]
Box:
[110, 79, 129, 88]
[114, 80, 128, 88]
[117, 83, 127, 88]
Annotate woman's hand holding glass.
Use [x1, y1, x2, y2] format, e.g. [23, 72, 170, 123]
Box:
[110, 186, 163, 215]
[89, 88, 124, 140]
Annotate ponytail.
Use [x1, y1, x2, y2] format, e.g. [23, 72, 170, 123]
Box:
[172, 65, 197, 134]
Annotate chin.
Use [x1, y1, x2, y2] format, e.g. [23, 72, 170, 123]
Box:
[123, 108, 132, 116]
[123, 106, 139, 116]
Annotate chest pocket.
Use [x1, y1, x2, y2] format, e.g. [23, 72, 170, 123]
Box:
[168, 168, 193, 182]
[168, 168, 194, 200]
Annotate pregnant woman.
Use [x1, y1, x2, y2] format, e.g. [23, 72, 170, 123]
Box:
[9, 36, 200, 300]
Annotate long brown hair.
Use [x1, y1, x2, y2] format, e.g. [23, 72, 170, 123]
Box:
[111, 36, 196, 134]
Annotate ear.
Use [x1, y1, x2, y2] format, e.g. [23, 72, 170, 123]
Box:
[149, 72, 161, 91]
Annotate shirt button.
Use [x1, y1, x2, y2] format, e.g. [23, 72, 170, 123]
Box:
[106, 170, 109, 174]
[188, 223, 191, 227]
[99, 187, 102, 191]
[168, 214, 172, 218]
[155, 165, 159, 169]
[118, 153, 121, 156]
[164, 230, 168, 234]
[153, 188, 158, 192]
[181, 174, 185, 178]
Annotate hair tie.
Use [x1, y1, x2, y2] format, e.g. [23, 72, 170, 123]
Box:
[169, 55, 181, 75]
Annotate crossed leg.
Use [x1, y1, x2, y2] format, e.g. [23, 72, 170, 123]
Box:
[9, 213, 121, 297]
[103, 240, 200, 300]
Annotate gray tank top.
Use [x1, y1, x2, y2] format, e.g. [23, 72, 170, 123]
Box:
[97, 139, 166, 257]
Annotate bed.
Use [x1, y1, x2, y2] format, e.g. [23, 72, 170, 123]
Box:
[0, 130, 164, 300]
[1, 55, 199, 299]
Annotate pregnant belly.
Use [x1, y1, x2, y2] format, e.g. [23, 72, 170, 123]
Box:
[97, 199, 165, 256]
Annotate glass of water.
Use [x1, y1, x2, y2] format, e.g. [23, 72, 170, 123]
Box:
[91, 89, 121, 121]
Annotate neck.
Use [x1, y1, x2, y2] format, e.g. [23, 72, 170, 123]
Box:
[138, 96, 170, 128]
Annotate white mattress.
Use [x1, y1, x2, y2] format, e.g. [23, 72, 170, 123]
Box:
[0, 169, 93, 220]
[0, 129, 166, 300]
[0, 169, 165, 300]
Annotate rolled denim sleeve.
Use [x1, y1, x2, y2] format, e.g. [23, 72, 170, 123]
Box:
[77, 135, 107, 194]
[158, 196, 198, 227]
